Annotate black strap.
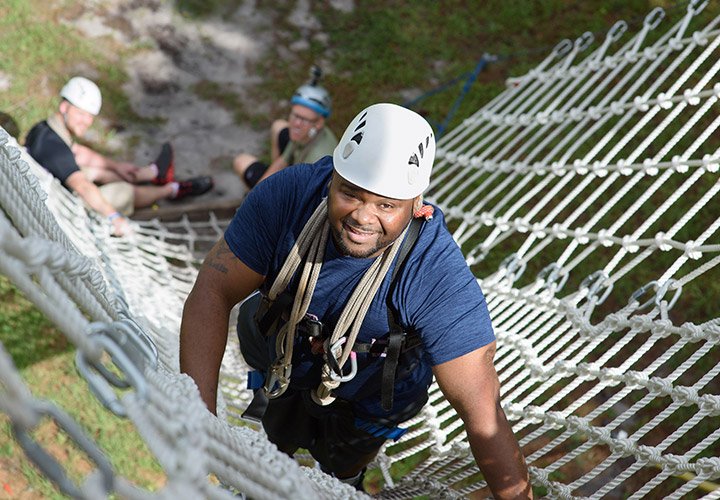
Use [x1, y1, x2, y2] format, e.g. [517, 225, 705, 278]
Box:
[256, 291, 294, 336]
[381, 217, 424, 411]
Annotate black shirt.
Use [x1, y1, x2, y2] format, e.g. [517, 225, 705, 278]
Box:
[25, 121, 79, 187]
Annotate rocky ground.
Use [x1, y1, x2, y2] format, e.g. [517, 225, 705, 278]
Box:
[63, 0, 354, 213]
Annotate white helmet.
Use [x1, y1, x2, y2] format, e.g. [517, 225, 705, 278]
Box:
[333, 103, 435, 200]
[60, 76, 102, 115]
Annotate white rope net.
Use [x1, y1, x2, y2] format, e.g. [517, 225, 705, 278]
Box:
[1, 2, 720, 498]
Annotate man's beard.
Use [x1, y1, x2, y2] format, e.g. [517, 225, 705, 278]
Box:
[330, 222, 390, 259]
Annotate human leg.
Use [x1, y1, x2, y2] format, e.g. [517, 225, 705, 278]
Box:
[78, 142, 174, 185]
[270, 119, 289, 161]
[132, 184, 173, 208]
[131, 175, 213, 208]
[232, 152, 257, 179]
[233, 153, 269, 189]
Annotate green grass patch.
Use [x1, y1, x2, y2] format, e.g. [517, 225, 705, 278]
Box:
[0, 0, 144, 148]
[0, 276, 165, 497]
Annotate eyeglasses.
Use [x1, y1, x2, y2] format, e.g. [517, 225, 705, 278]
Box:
[289, 111, 320, 126]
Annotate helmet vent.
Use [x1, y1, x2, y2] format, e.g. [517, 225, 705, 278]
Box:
[351, 131, 363, 144]
[350, 116, 367, 145]
[408, 154, 419, 168]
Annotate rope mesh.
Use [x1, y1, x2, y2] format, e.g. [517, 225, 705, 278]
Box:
[2, 2, 720, 497]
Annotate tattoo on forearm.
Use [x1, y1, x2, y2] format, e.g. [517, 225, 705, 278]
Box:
[204, 241, 233, 274]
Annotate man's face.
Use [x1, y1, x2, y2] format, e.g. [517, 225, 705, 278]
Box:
[287, 104, 323, 144]
[60, 101, 94, 138]
[327, 173, 417, 259]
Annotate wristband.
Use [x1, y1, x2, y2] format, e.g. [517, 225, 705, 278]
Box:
[107, 211, 122, 222]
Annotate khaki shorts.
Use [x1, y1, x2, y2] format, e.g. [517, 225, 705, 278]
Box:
[79, 167, 134, 215]
[99, 182, 134, 216]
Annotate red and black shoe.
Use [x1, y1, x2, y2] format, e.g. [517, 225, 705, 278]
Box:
[151, 142, 175, 185]
[171, 176, 214, 200]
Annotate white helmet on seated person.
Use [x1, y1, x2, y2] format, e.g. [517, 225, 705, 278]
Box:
[333, 103, 435, 200]
[60, 76, 102, 116]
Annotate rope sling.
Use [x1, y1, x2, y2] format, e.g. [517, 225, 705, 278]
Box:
[261, 197, 411, 405]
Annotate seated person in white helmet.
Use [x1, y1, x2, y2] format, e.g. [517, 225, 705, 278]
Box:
[181, 103, 532, 496]
[25, 76, 214, 236]
[233, 66, 338, 189]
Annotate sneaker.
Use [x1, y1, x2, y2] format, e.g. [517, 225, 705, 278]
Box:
[171, 176, 214, 200]
[151, 142, 175, 185]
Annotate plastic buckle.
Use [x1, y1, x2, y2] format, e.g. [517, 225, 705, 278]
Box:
[246, 370, 265, 390]
[300, 314, 323, 338]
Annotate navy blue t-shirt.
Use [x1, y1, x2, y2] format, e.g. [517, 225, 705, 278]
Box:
[225, 157, 495, 417]
[25, 121, 80, 187]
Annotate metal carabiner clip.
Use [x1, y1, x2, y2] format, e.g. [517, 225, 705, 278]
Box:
[325, 337, 358, 383]
[263, 361, 292, 398]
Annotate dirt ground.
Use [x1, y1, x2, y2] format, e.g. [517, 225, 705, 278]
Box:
[64, 0, 354, 212]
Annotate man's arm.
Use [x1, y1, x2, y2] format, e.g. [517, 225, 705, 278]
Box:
[72, 143, 138, 182]
[180, 238, 265, 414]
[257, 155, 289, 184]
[433, 342, 532, 499]
[65, 170, 130, 235]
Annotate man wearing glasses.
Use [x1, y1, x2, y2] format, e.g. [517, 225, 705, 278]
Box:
[233, 69, 338, 189]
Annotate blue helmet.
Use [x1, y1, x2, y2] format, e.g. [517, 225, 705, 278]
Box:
[291, 83, 331, 117]
[290, 67, 331, 117]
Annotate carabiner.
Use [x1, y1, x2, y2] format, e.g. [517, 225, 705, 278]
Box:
[263, 361, 292, 399]
[330, 352, 358, 383]
[581, 270, 613, 306]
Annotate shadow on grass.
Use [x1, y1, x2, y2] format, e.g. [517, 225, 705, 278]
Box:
[0, 276, 72, 370]
[0, 111, 20, 138]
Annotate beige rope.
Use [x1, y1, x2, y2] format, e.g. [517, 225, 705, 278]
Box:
[263, 198, 409, 404]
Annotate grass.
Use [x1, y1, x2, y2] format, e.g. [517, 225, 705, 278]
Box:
[2, 0, 720, 497]
[0, 275, 165, 497]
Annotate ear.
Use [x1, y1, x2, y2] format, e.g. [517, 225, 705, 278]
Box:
[412, 196, 423, 213]
[59, 100, 70, 114]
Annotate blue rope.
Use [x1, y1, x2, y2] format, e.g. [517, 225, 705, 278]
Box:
[402, 53, 506, 138]
[402, 0, 693, 138]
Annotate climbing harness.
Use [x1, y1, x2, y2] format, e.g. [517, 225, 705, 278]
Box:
[254, 200, 427, 410]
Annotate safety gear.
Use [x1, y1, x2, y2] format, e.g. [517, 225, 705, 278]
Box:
[291, 83, 331, 118]
[333, 103, 435, 200]
[60, 77, 102, 116]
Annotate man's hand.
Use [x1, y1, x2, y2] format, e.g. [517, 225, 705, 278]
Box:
[110, 214, 132, 236]
[112, 162, 139, 182]
[433, 342, 533, 499]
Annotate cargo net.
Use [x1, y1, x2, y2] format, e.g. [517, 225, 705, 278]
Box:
[2, 2, 720, 498]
